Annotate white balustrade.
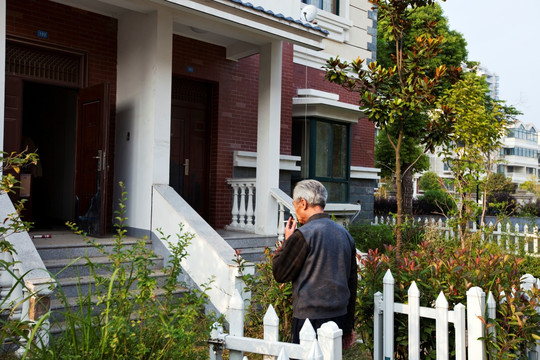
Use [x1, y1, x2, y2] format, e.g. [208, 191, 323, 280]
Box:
[226, 179, 256, 232]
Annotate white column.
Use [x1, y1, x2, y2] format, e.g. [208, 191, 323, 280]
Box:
[115, 9, 172, 231]
[255, 41, 282, 235]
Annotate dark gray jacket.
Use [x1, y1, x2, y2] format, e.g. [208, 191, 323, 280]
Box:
[273, 213, 357, 331]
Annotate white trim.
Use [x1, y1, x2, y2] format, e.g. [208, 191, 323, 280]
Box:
[293, 44, 332, 68]
[292, 88, 362, 123]
[351, 166, 380, 180]
[300, 2, 352, 43]
[233, 151, 301, 171]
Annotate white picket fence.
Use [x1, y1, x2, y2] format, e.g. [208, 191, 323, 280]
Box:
[374, 269, 540, 360]
[209, 289, 343, 360]
[372, 216, 540, 254]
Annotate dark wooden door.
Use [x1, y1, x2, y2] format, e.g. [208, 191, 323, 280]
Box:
[76, 83, 110, 236]
[4, 76, 23, 156]
[170, 79, 210, 220]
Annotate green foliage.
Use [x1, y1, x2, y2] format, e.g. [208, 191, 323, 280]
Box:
[418, 171, 442, 191]
[235, 247, 293, 342]
[357, 237, 540, 358]
[521, 256, 540, 278]
[347, 223, 395, 252]
[519, 176, 539, 195]
[416, 189, 456, 215]
[439, 71, 518, 235]
[3, 183, 216, 359]
[325, 0, 460, 255]
[483, 173, 515, 195]
[1, 150, 42, 356]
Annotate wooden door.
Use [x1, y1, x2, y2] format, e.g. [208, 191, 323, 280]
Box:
[170, 79, 210, 220]
[75, 83, 110, 236]
[4, 76, 23, 156]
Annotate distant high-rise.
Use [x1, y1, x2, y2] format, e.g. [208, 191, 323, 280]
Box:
[461, 63, 500, 100]
[476, 65, 500, 100]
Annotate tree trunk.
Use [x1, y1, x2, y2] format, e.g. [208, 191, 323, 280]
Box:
[402, 169, 414, 217]
[395, 147, 403, 261]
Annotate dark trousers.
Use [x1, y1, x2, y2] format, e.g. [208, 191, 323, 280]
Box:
[291, 314, 348, 344]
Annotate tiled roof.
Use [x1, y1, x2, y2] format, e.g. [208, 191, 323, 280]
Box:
[228, 0, 329, 35]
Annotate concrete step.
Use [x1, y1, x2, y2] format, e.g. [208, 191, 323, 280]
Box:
[33, 234, 148, 261]
[52, 268, 171, 298]
[48, 285, 189, 326]
[219, 231, 278, 263]
[42, 255, 164, 279]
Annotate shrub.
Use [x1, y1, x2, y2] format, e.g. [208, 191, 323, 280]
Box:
[3, 184, 217, 359]
[347, 223, 394, 253]
[486, 192, 518, 216]
[356, 237, 540, 358]
[418, 171, 442, 191]
[517, 199, 540, 218]
[415, 189, 455, 215]
[235, 247, 293, 342]
[374, 197, 397, 216]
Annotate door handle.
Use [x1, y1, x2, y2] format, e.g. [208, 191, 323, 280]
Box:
[93, 150, 106, 172]
[183, 159, 189, 176]
[93, 150, 103, 172]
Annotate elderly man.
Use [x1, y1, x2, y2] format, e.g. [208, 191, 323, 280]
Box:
[272, 179, 357, 349]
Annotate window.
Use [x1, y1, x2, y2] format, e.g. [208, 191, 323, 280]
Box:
[302, 0, 339, 15]
[293, 118, 350, 203]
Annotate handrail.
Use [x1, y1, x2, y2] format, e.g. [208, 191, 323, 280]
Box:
[0, 192, 54, 349]
[270, 188, 296, 242]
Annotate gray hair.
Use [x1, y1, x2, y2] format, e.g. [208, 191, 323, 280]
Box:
[293, 179, 327, 209]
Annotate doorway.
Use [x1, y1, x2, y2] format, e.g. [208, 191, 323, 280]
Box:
[170, 77, 211, 220]
[16, 82, 77, 229]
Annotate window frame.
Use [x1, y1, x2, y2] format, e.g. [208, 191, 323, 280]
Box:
[307, 117, 351, 203]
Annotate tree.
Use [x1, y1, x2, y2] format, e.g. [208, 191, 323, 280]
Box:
[374, 2, 467, 217]
[439, 71, 519, 240]
[483, 173, 515, 196]
[325, 0, 459, 258]
[418, 171, 442, 191]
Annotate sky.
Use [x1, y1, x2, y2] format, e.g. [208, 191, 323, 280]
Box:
[438, 0, 540, 128]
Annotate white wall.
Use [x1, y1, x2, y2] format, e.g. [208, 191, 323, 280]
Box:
[152, 185, 250, 318]
[115, 9, 173, 232]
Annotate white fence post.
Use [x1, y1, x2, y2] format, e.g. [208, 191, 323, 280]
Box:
[374, 291, 383, 360]
[454, 303, 466, 360]
[467, 286, 486, 359]
[229, 289, 245, 360]
[486, 291, 496, 345]
[307, 341, 324, 360]
[317, 321, 342, 360]
[263, 305, 279, 360]
[435, 292, 448, 360]
[408, 281, 420, 360]
[383, 269, 395, 360]
[277, 348, 289, 360]
[299, 320, 317, 351]
[209, 323, 225, 360]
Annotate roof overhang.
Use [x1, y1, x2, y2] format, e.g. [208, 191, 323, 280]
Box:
[52, 0, 327, 61]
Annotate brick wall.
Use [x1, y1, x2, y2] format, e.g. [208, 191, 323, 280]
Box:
[5, 1, 374, 229]
[6, 0, 118, 231]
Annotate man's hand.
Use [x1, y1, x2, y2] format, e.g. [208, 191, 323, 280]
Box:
[284, 216, 297, 240]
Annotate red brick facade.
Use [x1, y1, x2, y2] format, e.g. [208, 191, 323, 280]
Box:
[5, 0, 374, 230]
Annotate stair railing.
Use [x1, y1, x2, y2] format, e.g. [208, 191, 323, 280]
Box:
[0, 193, 54, 351]
[269, 188, 296, 242]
